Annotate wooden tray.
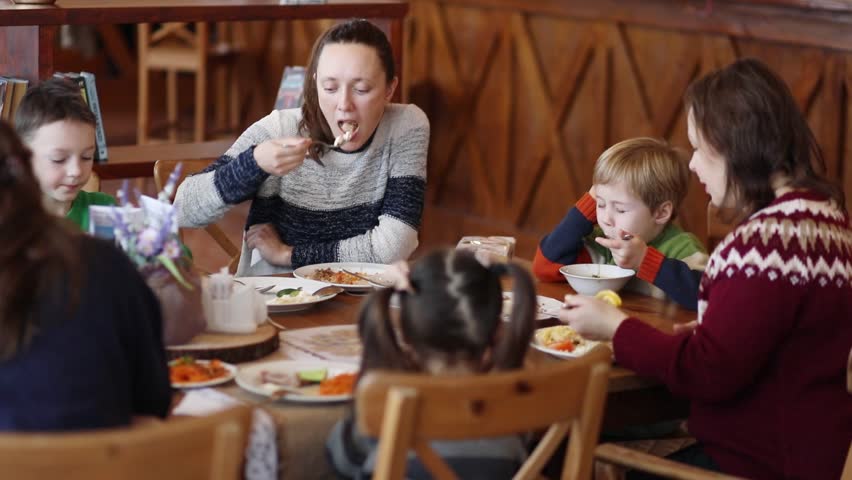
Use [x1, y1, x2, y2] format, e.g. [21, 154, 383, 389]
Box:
[167, 323, 279, 364]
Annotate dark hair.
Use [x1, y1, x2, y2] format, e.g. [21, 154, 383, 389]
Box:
[358, 249, 536, 378]
[685, 58, 845, 217]
[0, 121, 81, 361]
[299, 19, 396, 160]
[14, 77, 96, 143]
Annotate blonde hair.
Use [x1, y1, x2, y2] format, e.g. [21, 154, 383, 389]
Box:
[592, 137, 689, 219]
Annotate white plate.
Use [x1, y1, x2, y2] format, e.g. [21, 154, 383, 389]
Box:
[529, 327, 602, 359]
[238, 276, 339, 313]
[235, 360, 358, 403]
[501, 292, 563, 321]
[169, 359, 238, 389]
[292, 262, 391, 292]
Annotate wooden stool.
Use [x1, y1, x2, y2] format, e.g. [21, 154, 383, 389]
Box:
[137, 22, 240, 144]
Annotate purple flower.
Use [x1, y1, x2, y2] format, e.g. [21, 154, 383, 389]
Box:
[136, 227, 162, 257]
[159, 163, 183, 203]
[163, 238, 182, 259]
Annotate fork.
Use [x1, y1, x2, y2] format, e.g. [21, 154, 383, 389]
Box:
[342, 269, 395, 288]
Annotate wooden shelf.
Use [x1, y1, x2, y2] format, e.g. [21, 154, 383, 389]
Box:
[0, 0, 408, 26]
[0, 0, 408, 86]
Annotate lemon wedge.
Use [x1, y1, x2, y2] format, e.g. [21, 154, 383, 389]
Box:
[595, 289, 622, 307]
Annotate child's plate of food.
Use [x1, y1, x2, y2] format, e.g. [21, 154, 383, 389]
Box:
[292, 262, 391, 292]
[169, 357, 238, 388]
[239, 277, 340, 313]
[501, 292, 563, 321]
[235, 360, 358, 403]
[530, 325, 601, 359]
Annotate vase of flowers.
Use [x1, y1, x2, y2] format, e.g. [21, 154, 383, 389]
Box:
[111, 164, 206, 345]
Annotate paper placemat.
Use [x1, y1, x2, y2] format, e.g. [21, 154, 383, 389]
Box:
[279, 325, 361, 365]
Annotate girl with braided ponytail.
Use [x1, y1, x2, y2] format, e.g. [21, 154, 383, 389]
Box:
[327, 248, 538, 479]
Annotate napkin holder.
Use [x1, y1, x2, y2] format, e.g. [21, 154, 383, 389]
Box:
[202, 280, 267, 334]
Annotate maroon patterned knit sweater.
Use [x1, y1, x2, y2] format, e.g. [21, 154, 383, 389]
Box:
[612, 190, 852, 479]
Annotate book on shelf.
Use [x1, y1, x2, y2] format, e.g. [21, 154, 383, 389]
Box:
[0, 79, 6, 121]
[274, 66, 306, 110]
[53, 72, 108, 163]
[0, 77, 29, 122]
[80, 72, 108, 163]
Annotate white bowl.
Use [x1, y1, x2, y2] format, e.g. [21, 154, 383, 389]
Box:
[558, 264, 635, 295]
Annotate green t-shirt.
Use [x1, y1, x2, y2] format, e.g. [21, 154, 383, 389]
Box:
[65, 190, 116, 232]
[584, 223, 706, 264]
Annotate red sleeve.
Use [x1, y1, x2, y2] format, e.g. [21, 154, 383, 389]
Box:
[575, 192, 597, 222]
[637, 246, 665, 282]
[612, 276, 800, 402]
[532, 246, 566, 282]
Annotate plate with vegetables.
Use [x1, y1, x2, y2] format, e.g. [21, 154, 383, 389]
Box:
[239, 277, 340, 313]
[530, 325, 601, 359]
[169, 357, 238, 388]
[235, 360, 358, 403]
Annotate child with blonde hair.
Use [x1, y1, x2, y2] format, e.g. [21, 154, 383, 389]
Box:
[533, 137, 707, 309]
[327, 248, 537, 479]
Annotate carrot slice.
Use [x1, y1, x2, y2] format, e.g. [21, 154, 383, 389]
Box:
[549, 340, 576, 352]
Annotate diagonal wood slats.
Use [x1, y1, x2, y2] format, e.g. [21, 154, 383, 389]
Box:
[404, 0, 852, 252]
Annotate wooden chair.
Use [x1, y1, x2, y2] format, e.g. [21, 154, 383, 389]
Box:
[0, 406, 252, 480]
[844, 348, 852, 480]
[154, 158, 241, 273]
[356, 345, 612, 480]
[594, 443, 746, 480]
[82, 171, 101, 192]
[706, 203, 741, 252]
[137, 22, 242, 144]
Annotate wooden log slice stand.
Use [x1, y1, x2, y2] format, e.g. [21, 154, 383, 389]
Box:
[167, 323, 279, 363]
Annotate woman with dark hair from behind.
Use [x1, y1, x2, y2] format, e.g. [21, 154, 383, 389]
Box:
[561, 58, 852, 479]
[327, 249, 537, 479]
[0, 121, 170, 431]
[175, 19, 429, 276]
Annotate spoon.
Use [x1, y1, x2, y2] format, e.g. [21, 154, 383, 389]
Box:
[312, 285, 345, 297]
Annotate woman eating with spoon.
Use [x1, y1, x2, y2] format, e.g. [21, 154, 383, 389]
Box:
[175, 19, 429, 276]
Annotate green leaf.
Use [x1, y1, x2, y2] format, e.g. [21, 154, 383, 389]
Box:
[157, 254, 193, 290]
[276, 287, 303, 297]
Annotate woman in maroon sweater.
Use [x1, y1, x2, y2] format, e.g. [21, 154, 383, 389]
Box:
[561, 58, 852, 479]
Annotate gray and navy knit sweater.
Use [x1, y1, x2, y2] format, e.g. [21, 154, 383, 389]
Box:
[175, 104, 429, 276]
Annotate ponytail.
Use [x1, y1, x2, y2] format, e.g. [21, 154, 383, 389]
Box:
[356, 287, 416, 380]
[490, 262, 536, 370]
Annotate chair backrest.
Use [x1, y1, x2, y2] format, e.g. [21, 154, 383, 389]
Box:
[0, 406, 252, 480]
[356, 346, 612, 480]
[154, 158, 241, 273]
[843, 347, 852, 480]
[82, 171, 101, 193]
[706, 203, 744, 252]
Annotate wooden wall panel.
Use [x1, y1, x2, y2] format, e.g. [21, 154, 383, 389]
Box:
[257, 2, 852, 259]
[403, 0, 852, 259]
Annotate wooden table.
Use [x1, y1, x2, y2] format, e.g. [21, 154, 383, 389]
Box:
[211, 279, 694, 480]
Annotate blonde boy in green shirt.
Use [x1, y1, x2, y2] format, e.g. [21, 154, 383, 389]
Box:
[14, 78, 114, 231]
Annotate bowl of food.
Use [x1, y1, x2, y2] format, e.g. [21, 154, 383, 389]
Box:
[558, 264, 635, 295]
